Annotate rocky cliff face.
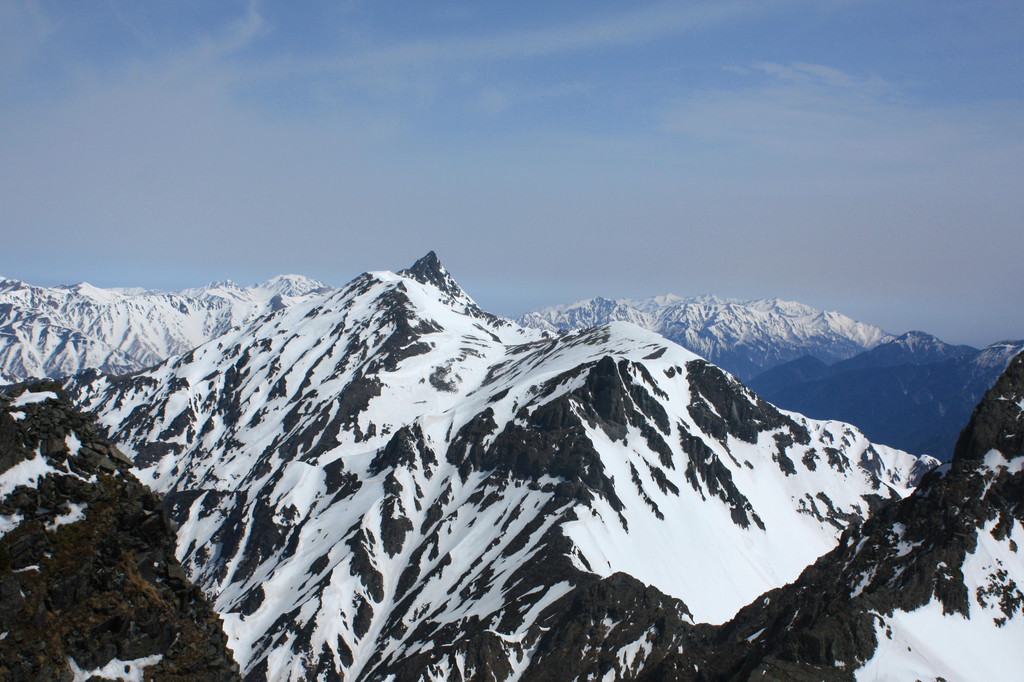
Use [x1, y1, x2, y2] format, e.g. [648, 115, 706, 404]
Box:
[0, 382, 239, 681]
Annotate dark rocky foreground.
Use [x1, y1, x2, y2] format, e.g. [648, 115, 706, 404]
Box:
[0, 381, 239, 681]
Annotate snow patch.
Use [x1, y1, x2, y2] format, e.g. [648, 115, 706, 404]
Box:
[983, 449, 1024, 474]
[69, 654, 164, 682]
[65, 432, 82, 457]
[0, 513, 23, 536]
[0, 455, 59, 499]
[46, 502, 88, 531]
[10, 391, 58, 407]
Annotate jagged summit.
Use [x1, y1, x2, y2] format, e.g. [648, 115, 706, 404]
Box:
[398, 250, 464, 299]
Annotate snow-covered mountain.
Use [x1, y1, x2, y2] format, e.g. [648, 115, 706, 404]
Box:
[0, 274, 331, 380]
[519, 294, 892, 381]
[69, 253, 935, 680]
[649, 348, 1024, 680]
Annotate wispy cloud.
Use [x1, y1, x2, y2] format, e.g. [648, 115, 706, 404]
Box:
[344, 1, 775, 66]
[191, 0, 266, 62]
[257, 0, 796, 92]
[659, 61, 1024, 171]
[752, 62, 895, 99]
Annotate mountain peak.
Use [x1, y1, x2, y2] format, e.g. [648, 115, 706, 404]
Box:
[398, 251, 464, 299]
[256, 274, 331, 297]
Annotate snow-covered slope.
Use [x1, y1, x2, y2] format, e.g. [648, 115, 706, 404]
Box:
[648, 349, 1024, 681]
[69, 253, 935, 680]
[0, 274, 331, 380]
[520, 294, 892, 381]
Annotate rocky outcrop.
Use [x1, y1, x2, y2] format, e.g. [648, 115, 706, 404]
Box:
[0, 381, 239, 681]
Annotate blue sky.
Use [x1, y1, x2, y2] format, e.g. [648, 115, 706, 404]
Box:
[2, 0, 1022, 346]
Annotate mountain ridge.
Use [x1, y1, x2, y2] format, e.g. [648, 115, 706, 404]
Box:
[67, 253, 936, 680]
[645, 348, 1024, 680]
[0, 381, 240, 680]
[0, 273, 332, 381]
[519, 293, 892, 381]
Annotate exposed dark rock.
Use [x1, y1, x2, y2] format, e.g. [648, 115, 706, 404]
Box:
[398, 252, 464, 301]
[522, 572, 693, 681]
[0, 382, 240, 682]
[687, 360, 807, 446]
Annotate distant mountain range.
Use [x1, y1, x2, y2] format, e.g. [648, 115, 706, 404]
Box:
[2, 276, 895, 388]
[4, 272, 1018, 464]
[519, 294, 891, 382]
[0, 274, 330, 381]
[750, 332, 1024, 460]
[520, 296, 1024, 461]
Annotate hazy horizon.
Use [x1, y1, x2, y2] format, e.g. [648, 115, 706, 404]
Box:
[3, 1, 1022, 348]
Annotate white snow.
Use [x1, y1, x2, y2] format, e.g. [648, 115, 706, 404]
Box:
[46, 502, 88, 531]
[0, 274, 331, 381]
[0, 513, 23, 535]
[519, 293, 892, 377]
[856, 520, 1024, 681]
[850, 568, 875, 599]
[10, 391, 58, 407]
[65, 432, 82, 457]
[856, 599, 1024, 681]
[983, 448, 1024, 474]
[69, 654, 164, 682]
[69, 263, 934, 679]
[0, 454, 59, 499]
